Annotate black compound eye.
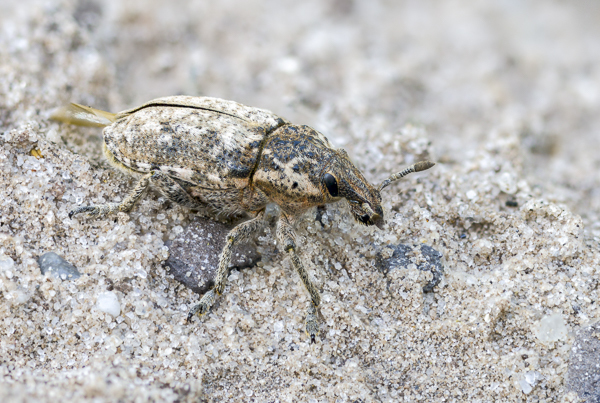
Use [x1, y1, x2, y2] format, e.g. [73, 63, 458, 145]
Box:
[323, 173, 339, 197]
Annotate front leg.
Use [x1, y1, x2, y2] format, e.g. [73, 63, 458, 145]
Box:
[187, 210, 265, 323]
[277, 214, 321, 343]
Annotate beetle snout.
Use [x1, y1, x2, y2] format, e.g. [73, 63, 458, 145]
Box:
[366, 203, 384, 229]
[370, 211, 385, 229]
[351, 201, 384, 229]
[359, 213, 384, 229]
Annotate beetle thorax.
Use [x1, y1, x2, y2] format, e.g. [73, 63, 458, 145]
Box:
[253, 125, 338, 216]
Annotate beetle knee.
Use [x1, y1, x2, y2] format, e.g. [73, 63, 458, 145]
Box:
[283, 239, 295, 252]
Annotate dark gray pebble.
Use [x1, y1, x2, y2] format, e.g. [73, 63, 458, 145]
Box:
[38, 252, 81, 280]
[376, 244, 443, 292]
[165, 216, 261, 295]
[567, 321, 600, 403]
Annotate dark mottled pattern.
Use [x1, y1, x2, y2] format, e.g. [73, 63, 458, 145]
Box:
[254, 125, 339, 216]
[103, 97, 287, 215]
[253, 124, 383, 220]
[376, 244, 444, 292]
[106, 107, 266, 188]
[151, 172, 199, 209]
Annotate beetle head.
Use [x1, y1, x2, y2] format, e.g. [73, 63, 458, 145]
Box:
[321, 150, 384, 229]
[322, 152, 435, 229]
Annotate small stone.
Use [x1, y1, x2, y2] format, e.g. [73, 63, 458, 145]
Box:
[37, 252, 81, 280]
[535, 313, 568, 343]
[519, 379, 533, 394]
[165, 216, 261, 294]
[376, 244, 444, 292]
[524, 371, 542, 386]
[96, 291, 121, 317]
[0, 254, 16, 279]
[567, 322, 600, 402]
[497, 172, 517, 194]
[473, 239, 493, 257]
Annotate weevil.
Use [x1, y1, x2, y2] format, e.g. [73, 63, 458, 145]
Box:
[51, 96, 434, 343]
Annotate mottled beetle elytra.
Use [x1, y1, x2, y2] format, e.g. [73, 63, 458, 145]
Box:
[51, 96, 435, 343]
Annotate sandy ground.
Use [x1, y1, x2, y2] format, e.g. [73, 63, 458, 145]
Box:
[1, 1, 600, 402]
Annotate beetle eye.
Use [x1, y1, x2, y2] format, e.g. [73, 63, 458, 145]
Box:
[323, 173, 339, 197]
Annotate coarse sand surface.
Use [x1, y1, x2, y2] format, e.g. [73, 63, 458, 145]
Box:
[1, 1, 600, 402]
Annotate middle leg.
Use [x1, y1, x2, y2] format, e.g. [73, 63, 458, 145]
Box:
[187, 209, 266, 323]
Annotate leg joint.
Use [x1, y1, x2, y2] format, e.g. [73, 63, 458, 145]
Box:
[282, 237, 296, 252]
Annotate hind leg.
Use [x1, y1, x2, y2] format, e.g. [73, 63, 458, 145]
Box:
[70, 172, 153, 219]
[70, 171, 202, 219]
[148, 171, 202, 209]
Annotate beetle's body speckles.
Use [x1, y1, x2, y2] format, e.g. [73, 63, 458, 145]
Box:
[102, 96, 286, 215]
[253, 124, 339, 217]
[52, 95, 435, 343]
[108, 107, 262, 185]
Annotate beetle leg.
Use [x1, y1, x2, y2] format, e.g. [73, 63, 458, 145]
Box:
[69, 172, 152, 219]
[187, 210, 265, 323]
[70, 171, 206, 220]
[277, 214, 321, 343]
[148, 171, 203, 209]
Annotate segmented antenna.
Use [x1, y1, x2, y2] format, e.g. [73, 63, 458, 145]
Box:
[378, 161, 435, 192]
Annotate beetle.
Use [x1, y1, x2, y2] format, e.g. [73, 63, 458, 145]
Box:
[51, 96, 434, 343]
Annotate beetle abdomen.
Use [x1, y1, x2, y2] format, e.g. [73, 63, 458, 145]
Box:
[104, 103, 275, 190]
